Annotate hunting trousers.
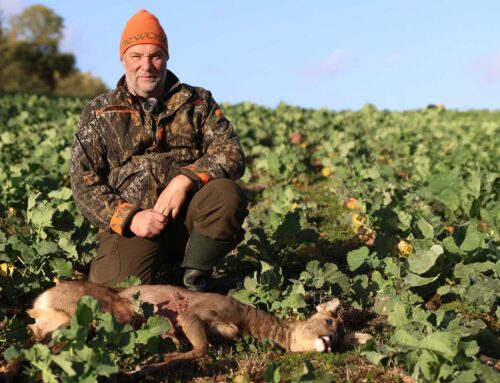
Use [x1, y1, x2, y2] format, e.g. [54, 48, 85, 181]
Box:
[88, 179, 248, 287]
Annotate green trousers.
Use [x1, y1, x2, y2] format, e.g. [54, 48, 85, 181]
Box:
[88, 179, 248, 287]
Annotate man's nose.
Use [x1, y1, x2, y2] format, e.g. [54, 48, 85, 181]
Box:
[140, 57, 153, 71]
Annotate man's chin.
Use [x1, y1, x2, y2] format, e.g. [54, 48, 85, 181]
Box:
[136, 84, 162, 98]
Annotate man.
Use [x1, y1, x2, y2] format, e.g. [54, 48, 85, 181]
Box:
[70, 9, 248, 291]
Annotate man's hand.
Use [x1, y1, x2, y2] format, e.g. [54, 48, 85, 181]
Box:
[128, 209, 168, 238]
[154, 174, 195, 220]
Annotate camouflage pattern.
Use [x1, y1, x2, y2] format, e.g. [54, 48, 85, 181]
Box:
[71, 70, 245, 235]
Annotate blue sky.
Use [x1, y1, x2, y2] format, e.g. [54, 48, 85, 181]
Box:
[2, 0, 500, 110]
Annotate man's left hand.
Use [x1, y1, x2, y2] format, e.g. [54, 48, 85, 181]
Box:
[154, 174, 195, 220]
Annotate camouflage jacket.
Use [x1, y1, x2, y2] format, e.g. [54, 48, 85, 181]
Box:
[70, 70, 245, 236]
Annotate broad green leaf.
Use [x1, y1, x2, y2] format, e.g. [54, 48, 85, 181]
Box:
[115, 275, 142, 288]
[362, 350, 389, 366]
[49, 258, 73, 278]
[384, 257, 401, 278]
[0, 231, 7, 254]
[437, 285, 451, 295]
[437, 189, 459, 212]
[371, 270, 388, 290]
[467, 170, 481, 198]
[467, 360, 500, 383]
[243, 276, 258, 293]
[136, 316, 170, 344]
[88, 351, 119, 377]
[29, 203, 55, 228]
[305, 260, 321, 274]
[58, 237, 78, 259]
[442, 236, 460, 254]
[48, 187, 73, 200]
[260, 264, 284, 290]
[287, 282, 306, 296]
[347, 246, 369, 271]
[453, 370, 477, 383]
[36, 241, 58, 256]
[429, 168, 460, 194]
[240, 167, 252, 183]
[267, 152, 280, 172]
[460, 227, 484, 252]
[322, 263, 341, 280]
[360, 167, 380, 180]
[454, 261, 495, 279]
[407, 245, 443, 275]
[264, 362, 281, 383]
[280, 293, 306, 310]
[480, 208, 495, 230]
[405, 272, 440, 287]
[27, 192, 40, 211]
[397, 210, 413, 230]
[230, 289, 253, 305]
[436, 362, 456, 381]
[416, 218, 434, 239]
[392, 329, 421, 348]
[417, 349, 441, 381]
[40, 368, 59, 383]
[460, 340, 480, 357]
[420, 331, 460, 360]
[260, 261, 273, 273]
[312, 276, 325, 289]
[329, 272, 350, 294]
[387, 301, 410, 327]
[21, 344, 58, 383]
[3, 346, 21, 361]
[1, 131, 16, 144]
[75, 296, 101, 326]
[51, 354, 76, 376]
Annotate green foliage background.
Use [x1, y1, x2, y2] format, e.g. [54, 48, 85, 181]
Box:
[0, 94, 498, 382]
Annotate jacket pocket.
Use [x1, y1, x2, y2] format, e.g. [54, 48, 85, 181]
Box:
[107, 154, 182, 209]
[108, 161, 141, 191]
[108, 158, 148, 208]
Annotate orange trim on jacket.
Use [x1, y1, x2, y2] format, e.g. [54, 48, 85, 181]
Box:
[110, 202, 137, 236]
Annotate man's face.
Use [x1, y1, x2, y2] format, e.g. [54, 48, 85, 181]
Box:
[121, 44, 168, 98]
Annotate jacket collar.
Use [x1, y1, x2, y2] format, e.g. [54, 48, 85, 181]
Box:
[115, 70, 192, 116]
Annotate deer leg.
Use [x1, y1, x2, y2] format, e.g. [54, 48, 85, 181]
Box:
[343, 332, 373, 345]
[26, 308, 71, 342]
[128, 313, 209, 380]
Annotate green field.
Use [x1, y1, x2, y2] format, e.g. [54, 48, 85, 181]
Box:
[0, 93, 498, 382]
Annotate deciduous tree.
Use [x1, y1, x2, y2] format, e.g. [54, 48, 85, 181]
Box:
[0, 4, 107, 96]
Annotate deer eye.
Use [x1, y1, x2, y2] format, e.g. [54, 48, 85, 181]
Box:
[325, 319, 333, 325]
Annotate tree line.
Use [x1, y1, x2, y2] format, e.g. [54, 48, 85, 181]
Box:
[0, 4, 108, 97]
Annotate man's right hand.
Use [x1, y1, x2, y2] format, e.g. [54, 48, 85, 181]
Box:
[128, 209, 168, 238]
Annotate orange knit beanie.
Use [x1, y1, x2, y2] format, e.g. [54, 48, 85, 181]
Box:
[120, 9, 168, 58]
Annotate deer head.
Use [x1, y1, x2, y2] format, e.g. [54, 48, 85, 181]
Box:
[289, 298, 344, 352]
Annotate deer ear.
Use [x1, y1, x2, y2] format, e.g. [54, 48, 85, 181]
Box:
[316, 298, 341, 315]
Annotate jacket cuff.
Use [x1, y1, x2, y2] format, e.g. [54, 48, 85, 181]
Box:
[179, 167, 210, 190]
[109, 202, 142, 236]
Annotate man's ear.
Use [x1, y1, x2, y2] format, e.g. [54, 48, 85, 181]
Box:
[315, 298, 341, 316]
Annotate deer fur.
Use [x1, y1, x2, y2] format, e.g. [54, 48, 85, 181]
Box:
[27, 281, 372, 378]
